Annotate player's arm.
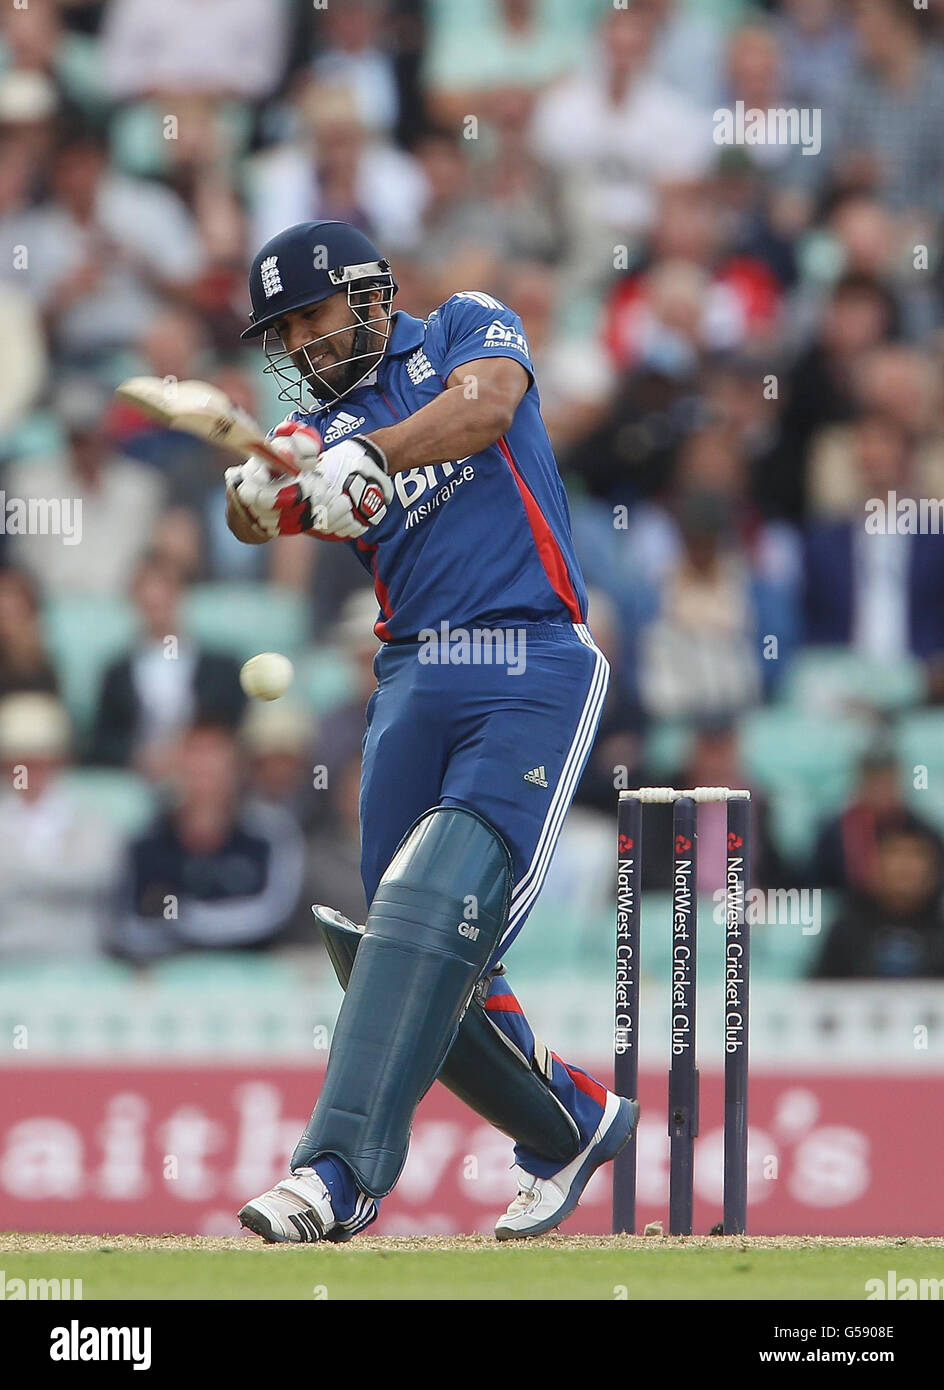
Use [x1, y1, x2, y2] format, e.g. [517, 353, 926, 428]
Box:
[364, 357, 529, 474]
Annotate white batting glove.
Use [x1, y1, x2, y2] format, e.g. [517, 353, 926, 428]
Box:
[313, 437, 393, 530]
[224, 423, 332, 538]
[225, 456, 281, 538]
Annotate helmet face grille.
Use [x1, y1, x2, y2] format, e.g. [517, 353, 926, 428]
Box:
[261, 278, 395, 408]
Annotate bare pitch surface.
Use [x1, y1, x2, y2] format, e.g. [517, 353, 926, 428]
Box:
[2, 1234, 942, 1299]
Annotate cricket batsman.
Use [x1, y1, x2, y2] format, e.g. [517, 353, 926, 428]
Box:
[226, 220, 637, 1241]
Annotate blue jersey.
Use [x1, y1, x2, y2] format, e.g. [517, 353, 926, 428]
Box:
[287, 292, 588, 641]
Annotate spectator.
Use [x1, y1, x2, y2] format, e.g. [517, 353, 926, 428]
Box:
[242, 697, 318, 832]
[477, 89, 565, 266]
[306, 748, 368, 927]
[499, 261, 612, 451]
[637, 720, 786, 894]
[811, 820, 944, 978]
[247, 82, 425, 253]
[0, 693, 122, 957]
[111, 307, 215, 472]
[722, 23, 818, 187]
[410, 127, 498, 294]
[0, 68, 60, 174]
[426, 0, 588, 126]
[564, 351, 706, 507]
[796, 193, 938, 345]
[831, 0, 944, 219]
[530, 6, 714, 271]
[311, 0, 399, 136]
[803, 414, 944, 661]
[636, 486, 767, 720]
[101, 0, 288, 101]
[643, 0, 726, 110]
[775, 0, 855, 108]
[812, 749, 938, 892]
[0, 567, 58, 700]
[3, 375, 165, 597]
[89, 552, 245, 772]
[111, 722, 305, 961]
[0, 128, 204, 366]
[808, 347, 944, 519]
[0, 3, 103, 119]
[603, 182, 783, 373]
[757, 271, 898, 520]
[629, 422, 802, 690]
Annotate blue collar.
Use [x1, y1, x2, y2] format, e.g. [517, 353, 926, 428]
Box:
[384, 310, 427, 357]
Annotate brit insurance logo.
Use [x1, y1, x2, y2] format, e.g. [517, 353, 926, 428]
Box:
[396, 459, 476, 530]
[260, 255, 283, 298]
[482, 320, 530, 356]
[322, 411, 366, 445]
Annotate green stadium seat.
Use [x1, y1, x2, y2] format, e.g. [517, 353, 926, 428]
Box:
[904, 781, 944, 835]
[782, 647, 925, 713]
[0, 957, 134, 989]
[766, 783, 820, 867]
[894, 711, 944, 833]
[740, 707, 871, 803]
[294, 646, 358, 714]
[749, 890, 839, 981]
[60, 768, 158, 835]
[644, 720, 693, 777]
[150, 952, 297, 989]
[0, 410, 65, 461]
[894, 710, 944, 784]
[183, 583, 310, 663]
[43, 594, 136, 733]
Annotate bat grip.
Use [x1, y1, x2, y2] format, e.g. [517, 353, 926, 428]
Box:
[252, 441, 302, 477]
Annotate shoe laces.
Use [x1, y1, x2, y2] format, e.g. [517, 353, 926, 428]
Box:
[505, 1166, 540, 1216]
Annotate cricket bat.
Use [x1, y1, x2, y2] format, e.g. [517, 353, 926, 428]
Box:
[115, 377, 298, 475]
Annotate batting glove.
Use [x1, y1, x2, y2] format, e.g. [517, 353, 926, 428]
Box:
[224, 456, 281, 538]
[263, 435, 393, 539]
[314, 436, 393, 529]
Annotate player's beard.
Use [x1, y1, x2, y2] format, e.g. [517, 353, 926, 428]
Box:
[293, 326, 380, 403]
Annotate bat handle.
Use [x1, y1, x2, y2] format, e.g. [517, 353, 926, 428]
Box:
[251, 441, 302, 477]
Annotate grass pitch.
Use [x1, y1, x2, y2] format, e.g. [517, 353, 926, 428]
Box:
[2, 1234, 942, 1300]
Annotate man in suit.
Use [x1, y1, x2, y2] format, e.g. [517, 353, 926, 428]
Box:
[89, 552, 244, 771]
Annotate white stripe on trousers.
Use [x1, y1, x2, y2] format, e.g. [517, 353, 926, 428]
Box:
[496, 622, 609, 954]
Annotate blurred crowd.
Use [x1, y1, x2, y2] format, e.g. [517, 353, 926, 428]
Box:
[1, 0, 943, 979]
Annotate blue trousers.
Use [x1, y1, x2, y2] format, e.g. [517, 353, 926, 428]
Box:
[359, 620, 611, 1174]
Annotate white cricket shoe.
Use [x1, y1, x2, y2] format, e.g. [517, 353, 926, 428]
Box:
[238, 1167, 338, 1244]
[495, 1092, 639, 1240]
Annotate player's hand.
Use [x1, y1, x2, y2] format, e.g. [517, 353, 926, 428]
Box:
[225, 423, 327, 538]
[224, 456, 279, 540]
[313, 437, 393, 530]
[257, 435, 394, 539]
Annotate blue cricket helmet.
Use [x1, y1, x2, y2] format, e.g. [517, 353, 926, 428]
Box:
[243, 221, 398, 406]
[242, 221, 396, 339]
